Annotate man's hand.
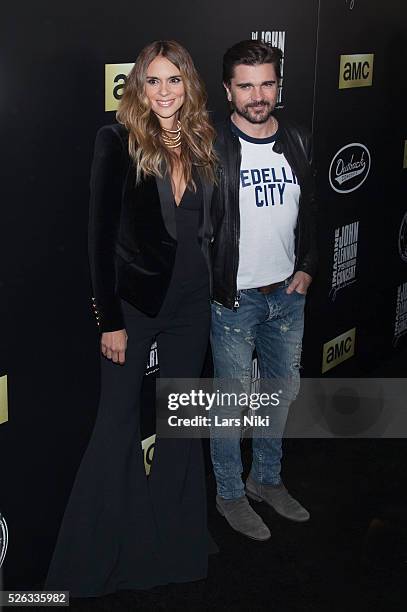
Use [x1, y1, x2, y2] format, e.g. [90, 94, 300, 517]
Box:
[101, 329, 128, 364]
[286, 271, 312, 295]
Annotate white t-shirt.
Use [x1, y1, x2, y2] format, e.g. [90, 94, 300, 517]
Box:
[234, 123, 301, 290]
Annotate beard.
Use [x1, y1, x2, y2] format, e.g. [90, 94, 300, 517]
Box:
[233, 100, 274, 124]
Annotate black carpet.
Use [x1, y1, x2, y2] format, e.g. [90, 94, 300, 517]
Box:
[54, 348, 407, 611]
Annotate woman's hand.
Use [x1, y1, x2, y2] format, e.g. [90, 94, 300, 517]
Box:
[101, 329, 128, 364]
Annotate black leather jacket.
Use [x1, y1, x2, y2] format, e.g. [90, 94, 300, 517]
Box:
[211, 117, 318, 310]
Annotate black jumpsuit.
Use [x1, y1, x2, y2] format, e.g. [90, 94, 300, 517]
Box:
[45, 174, 211, 597]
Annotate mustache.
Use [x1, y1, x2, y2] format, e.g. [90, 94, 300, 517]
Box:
[246, 101, 270, 108]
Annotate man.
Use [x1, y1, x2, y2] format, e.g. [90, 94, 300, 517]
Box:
[210, 40, 317, 541]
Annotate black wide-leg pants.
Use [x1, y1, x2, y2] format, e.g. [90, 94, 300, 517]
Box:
[45, 285, 211, 597]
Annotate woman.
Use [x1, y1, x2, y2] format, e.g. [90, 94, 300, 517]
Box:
[45, 40, 217, 597]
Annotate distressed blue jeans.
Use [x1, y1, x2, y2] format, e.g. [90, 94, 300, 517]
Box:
[210, 280, 305, 499]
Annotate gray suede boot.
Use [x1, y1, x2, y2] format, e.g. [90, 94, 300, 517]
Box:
[246, 475, 310, 522]
[216, 494, 271, 541]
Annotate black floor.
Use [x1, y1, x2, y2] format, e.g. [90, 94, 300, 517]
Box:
[59, 348, 407, 611]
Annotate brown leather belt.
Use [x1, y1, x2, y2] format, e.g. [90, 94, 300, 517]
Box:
[256, 279, 287, 294]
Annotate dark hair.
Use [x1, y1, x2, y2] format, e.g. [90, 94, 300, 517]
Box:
[222, 40, 283, 84]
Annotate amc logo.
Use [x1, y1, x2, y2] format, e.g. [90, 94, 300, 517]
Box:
[141, 433, 156, 475]
[322, 328, 356, 374]
[339, 54, 374, 89]
[0, 374, 8, 425]
[105, 63, 134, 112]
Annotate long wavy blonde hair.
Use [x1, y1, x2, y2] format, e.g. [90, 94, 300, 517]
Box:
[116, 40, 217, 187]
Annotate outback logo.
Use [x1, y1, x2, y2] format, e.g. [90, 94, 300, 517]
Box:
[329, 143, 371, 194]
[0, 513, 8, 568]
[398, 212, 407, 262]
[339, 53, 374, 89]
[322, 328, 356, 374]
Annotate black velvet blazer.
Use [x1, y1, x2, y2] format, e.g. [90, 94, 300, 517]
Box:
[88, 123, 214, 333]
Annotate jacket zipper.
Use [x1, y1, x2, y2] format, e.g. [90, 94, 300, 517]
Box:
[294, 203, 301, 272]
[232, 139, 242, 310]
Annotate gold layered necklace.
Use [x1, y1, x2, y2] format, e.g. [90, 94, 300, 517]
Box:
[161, 120, 182, 148]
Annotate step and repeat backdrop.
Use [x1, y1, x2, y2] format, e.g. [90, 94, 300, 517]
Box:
[305, 0, 407, 376]
[0, 0, 406, 589]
